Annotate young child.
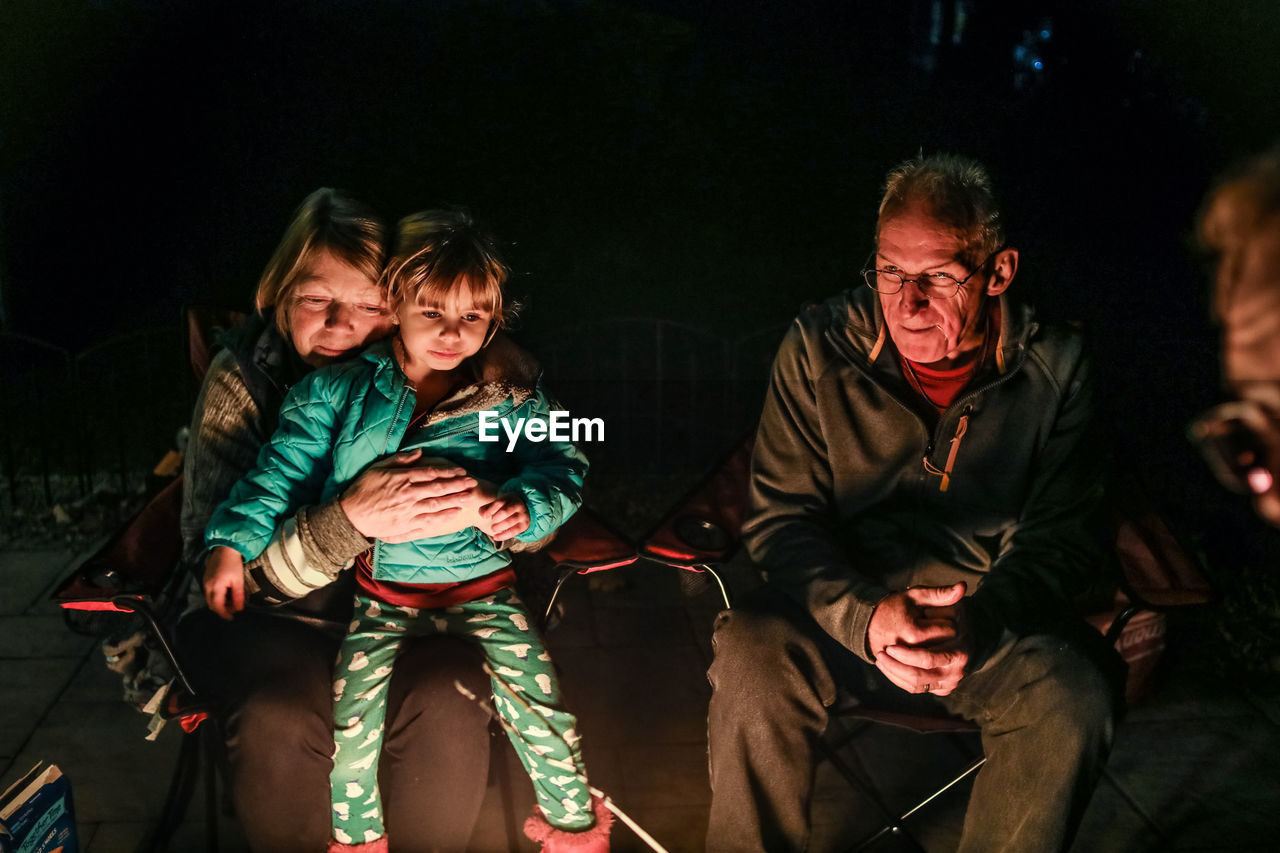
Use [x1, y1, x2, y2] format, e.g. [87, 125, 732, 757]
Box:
[202, 209, 611, 853]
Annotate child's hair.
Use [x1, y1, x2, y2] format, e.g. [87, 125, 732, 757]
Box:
[384, 208, 514, 331]
[255, 188, 387, 338]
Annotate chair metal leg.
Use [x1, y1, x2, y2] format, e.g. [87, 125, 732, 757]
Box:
[699, 564, 733, 610]
[852, 755, 986, 852]
[139, 729, 200, 853]
[548, 561, 732, 629]
[109, 595, 224, 850]
[133, 718, 225, 853]
[202, 725, 219, 853]
[111, 596, 196, 695]
[815, 732, 921, 850]
[819, 717, 984, 852]
[542, 567, 577, 629]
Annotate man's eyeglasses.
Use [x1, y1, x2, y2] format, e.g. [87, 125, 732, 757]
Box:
[861, 249, 1001, 299]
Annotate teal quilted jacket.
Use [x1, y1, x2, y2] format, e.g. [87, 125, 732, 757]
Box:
[205, 335, 587, 584]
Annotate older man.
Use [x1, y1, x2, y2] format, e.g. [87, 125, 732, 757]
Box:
[707, 153, 1119, 852]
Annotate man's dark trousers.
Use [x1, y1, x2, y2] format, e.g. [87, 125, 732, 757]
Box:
[705, 590, 1119, 853]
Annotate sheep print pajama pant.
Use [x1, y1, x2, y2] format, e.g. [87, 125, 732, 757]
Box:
[329, 586, 594, 845]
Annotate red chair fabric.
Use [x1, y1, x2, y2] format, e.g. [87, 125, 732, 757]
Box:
[1113, 509, 1215, 608]
[542, 509, 638, 574]
[532, 508, 639, 630]
[187, 306, 246, 385]
[52, 476, 185, 610]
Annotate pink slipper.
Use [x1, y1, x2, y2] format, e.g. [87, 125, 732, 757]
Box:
[523, 797, 614, 852]
[325, 835, 389, 853]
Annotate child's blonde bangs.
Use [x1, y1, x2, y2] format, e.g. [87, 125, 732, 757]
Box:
[407, 267, 505, 320]
[385, 208, 514, 329]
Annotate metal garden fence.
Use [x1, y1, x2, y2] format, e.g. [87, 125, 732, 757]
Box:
[1, 317, 790, 519]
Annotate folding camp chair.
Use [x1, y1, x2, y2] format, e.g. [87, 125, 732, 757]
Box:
[639, 430, 1215, 850]
[536, 459, 738, 630]
[53, 474, 225, 853]
[536, 507, 641, 628]
[634, 434, 752, 612]
[48, 305, 251, 852]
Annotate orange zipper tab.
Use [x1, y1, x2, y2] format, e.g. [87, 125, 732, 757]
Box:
[939, 414, 970, 492]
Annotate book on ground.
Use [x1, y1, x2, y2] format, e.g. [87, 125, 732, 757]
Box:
[0, 763, 78, 853]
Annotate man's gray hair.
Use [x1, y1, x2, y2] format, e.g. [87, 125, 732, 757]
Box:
[876, 153, 1005, 264]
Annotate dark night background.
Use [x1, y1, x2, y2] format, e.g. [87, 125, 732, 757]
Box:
[6, 0, 1279, 344]
[5, 5, 1280, 840]
[2, 0, 1280, 551]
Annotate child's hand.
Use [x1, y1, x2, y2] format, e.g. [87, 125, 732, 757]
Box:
[204, 546, 246, 620]
[479, 495, 531, 542]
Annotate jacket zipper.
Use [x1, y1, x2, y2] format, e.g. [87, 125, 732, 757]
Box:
[924, 409, 970, 492]
[941, 414, 968, 491]
[824, 327, 1025, 492]
[384, 385, 413, 454]
[372, 384, 416, 576]
[923, 364, 1024, 491]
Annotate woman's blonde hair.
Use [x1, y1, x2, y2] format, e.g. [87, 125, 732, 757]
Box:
[255, 188, 387, 337]
[384, 208, 513, 331]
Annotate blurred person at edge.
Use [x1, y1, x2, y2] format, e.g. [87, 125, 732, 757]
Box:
[1194, 147, 1280, 526]
[176, 188, 492, 852]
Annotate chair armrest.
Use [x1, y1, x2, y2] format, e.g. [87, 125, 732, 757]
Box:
[542, 508, 638, 574]
[51, 476, 199, 702]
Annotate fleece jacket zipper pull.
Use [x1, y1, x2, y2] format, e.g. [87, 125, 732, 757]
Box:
[938, 413, 970, 492]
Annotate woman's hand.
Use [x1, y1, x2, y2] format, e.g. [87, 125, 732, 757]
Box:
[341, 449, 480, 543]
[479, 495, 532, 542]
[204, 546, 246, 620]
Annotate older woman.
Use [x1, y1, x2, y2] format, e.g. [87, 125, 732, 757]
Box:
[176, 188, 491, 852]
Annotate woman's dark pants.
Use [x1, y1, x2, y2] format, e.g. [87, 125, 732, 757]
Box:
[179, 610, 491, 852]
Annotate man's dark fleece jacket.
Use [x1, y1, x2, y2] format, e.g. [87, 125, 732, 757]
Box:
[743, 285, 1110, 667]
